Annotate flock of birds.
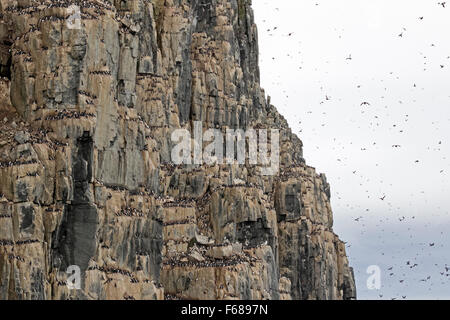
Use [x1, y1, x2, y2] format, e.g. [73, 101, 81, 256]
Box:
[256, 1, 450, 299]
[0, 0, 447, 301]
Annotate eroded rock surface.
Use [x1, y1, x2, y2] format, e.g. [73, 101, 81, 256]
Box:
[0, 0, 356, 300]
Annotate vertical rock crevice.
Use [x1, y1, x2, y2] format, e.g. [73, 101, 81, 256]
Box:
[53, 132, 98, 277]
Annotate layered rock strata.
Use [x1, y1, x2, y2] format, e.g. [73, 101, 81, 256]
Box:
[0, 0, 356, 300]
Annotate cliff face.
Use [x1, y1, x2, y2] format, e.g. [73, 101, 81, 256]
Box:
[0, 0, 356, 300]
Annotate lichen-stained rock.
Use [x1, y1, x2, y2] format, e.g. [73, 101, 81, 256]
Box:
[0, 0, 356, 300]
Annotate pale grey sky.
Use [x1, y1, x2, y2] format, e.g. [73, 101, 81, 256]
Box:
[253, 0, 450, 299]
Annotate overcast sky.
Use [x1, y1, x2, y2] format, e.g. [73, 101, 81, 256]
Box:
[253, 0, 450, 300]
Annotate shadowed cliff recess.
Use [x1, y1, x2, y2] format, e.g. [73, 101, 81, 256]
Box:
[0, 0, 355, 300]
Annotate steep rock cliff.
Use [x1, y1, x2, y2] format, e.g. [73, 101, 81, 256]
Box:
[0, 0, 356, 300]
